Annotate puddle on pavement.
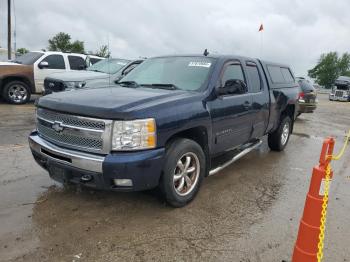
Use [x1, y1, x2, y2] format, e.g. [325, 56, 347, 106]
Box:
[21, 145, 283, 261]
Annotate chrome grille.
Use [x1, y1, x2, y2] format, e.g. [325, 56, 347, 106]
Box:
[37, 108, 105, 130]
[335, 90, 344, 97]
[36, 108, 112, 154]
[38, 124, 103, 150]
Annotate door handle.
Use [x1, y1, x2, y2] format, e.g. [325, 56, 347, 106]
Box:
[243, 101, 251, 109]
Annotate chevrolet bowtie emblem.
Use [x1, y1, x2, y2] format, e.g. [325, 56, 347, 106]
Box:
[52, 121, 64, 133]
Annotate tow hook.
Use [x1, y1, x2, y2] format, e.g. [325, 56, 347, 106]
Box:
[80, 174, 93, 183]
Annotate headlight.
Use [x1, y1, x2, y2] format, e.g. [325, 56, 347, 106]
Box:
[112, 118, 156, 151]
[64, 81, 86, 89]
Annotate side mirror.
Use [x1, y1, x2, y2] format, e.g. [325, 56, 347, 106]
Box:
[38, 61, 49, 69]
[217, 79, 247, 96]
[114, 76, 122, 84]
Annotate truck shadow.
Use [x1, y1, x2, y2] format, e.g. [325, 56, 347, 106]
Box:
[29, 142, 285, 261]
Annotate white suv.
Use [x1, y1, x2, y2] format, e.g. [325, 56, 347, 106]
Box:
[0, 51, 104, 104]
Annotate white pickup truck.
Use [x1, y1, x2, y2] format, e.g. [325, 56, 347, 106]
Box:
[0, 51, 103, 104]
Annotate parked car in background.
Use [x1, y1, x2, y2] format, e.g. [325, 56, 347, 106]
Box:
[329, 76, 350, 102]
[43, 58, 144, 95]
[0, 51, 103, 104]
[29, 54, 299, 207]
[296, 77, 317, 115]
[86, 55, 105, 66]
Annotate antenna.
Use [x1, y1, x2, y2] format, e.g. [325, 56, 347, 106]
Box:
[107, 34, 111, 86]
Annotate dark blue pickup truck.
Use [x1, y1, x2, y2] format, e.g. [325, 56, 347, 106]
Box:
[29, 54, 299, 207]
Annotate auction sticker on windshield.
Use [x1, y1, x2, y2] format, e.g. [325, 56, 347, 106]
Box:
[188, 61, 212, 68]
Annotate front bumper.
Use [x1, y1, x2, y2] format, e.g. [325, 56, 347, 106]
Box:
[329, 94, 349, 101]
[29, 131, 165, 191]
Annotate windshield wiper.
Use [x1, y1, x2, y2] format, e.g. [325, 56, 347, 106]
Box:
[118, 81, 140, 88]
[141, 83, 180, 90]
[88, 69, 103, 73]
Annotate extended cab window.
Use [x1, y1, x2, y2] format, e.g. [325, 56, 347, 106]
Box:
[41, 55, 65, 69]
[267, 66, 285, 83]
[281, 68, 294, 83]
[68, 55, 85, 70]
[221, 63, 245, 87]
[246, 62, 261, 93]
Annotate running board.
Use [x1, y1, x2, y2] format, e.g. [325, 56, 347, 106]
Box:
[208, 140, 263, 176]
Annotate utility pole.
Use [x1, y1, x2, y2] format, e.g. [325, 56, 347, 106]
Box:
[7, 0, 12, 60]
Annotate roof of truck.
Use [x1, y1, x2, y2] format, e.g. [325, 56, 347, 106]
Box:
[151, 54, 291, 68]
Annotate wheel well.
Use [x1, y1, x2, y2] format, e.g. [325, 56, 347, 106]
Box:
[281, 104, 295, 130]
[1, 76, 32, 93]
[282, 104, 295, 119]
[165, 127, 210, 175]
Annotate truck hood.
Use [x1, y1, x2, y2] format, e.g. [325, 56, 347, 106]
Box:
[37, 86, 201, 119]
[48, 70, 109, 82]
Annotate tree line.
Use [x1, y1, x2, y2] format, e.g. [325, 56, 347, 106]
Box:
[17, 32, 111, 58]
[308, 52, 350, 88]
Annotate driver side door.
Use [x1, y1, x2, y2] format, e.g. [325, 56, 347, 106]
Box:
[34, 54, 67, 92]
[207, 60, 254, 155]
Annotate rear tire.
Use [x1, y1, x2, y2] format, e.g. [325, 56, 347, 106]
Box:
[160, 138, 205, 207]
[268, 116, 292, 151]
[2, 81, 31, 104]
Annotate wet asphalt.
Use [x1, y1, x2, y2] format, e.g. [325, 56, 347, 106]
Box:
[0, 94, 349, 262]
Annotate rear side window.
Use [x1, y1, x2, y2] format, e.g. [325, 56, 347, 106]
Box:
[221, 64, 245, 86]
[68, 55, 85, 70]
[268, 65, 295, 84]
[267, 66, 285, 83]
[90, 58, 103, 65]
[246, 63, 261, 93]
[41, 55, 65, 69]
[281, 68, 294, 83]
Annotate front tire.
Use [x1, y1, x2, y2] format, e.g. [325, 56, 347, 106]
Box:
[268, 116, 292, 151]
[2, 81, 31, 104]
[160, 138, 205, 207]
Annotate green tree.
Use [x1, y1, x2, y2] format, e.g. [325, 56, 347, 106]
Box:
[308, 52, 350, 88]
[70, 40, 85, 53]
[342, 71, 350, 77]
[16, 48, 29, 55]
[96, 45, 111, 58]
[48, 32, 85, 53]
[48, 32, 71, 52]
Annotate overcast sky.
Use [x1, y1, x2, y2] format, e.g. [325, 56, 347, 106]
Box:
[1, 0, 350, 75]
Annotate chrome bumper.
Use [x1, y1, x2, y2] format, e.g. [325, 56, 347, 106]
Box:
[29, 133, 105, 173]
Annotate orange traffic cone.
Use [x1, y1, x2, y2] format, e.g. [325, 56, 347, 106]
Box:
[292, 137, 335, 262]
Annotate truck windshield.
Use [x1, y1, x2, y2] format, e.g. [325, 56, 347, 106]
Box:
[13, 52, 43, 65]
[120, 56, 215, 91]
[335, 85, 350, 91]
[87, 58, 129, 74]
